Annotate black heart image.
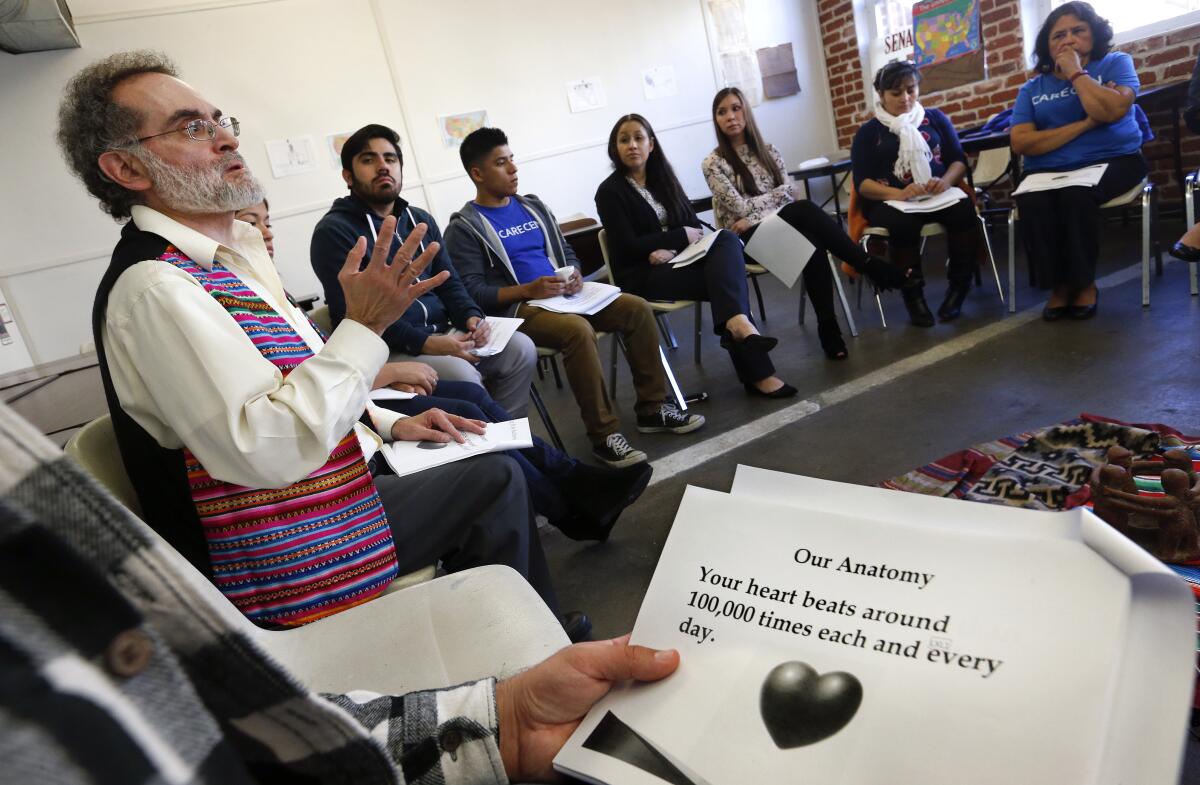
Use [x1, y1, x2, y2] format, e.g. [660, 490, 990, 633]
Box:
[760, 661, 863, 748]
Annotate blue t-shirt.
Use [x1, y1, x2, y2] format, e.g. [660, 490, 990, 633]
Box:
[1011, 51, 1142, 172]
[474, 200, 555, 284]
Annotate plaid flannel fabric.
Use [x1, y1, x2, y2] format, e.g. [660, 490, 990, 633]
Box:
[0, 402, 506, 785]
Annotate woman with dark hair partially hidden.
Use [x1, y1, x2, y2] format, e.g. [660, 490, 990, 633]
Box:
[702, 88, 909, 361]
[595, 113, 794, 398]
[851, 61, 978, 326]
[1010, 0, 1147, 321]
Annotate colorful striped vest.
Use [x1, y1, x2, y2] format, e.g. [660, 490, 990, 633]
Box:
[94, 234, 398, 626]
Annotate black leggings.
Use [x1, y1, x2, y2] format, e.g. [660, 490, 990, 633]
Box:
[1014, 153, 1147, 290]
[741, 199, 864, 323]
[634, 230, 751, 334]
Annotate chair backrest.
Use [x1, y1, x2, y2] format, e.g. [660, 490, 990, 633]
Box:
[309, 305, 333, 335]
[596, 228, 618, 287]
[972, 147, 1011, 188]
[64, 414, 143, 518]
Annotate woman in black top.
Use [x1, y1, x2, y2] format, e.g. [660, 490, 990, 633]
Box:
[595, 114, 796, 398]
[851, 61, 978, 326]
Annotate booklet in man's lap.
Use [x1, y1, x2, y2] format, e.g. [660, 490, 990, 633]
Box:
[379, 418, 532, 477]
[553, 467, 1193, 784]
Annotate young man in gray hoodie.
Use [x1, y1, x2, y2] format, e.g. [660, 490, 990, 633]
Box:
[445, 127, 704, 468]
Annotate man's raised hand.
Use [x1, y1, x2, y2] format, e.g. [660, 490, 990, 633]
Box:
[339, 217, 449, 335]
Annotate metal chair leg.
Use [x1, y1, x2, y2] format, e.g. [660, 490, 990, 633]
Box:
[656, 312, 679, 349]
[829, 256, 858, 338]
[550, 356, 563, 389]
[978, 213, 1004, 306]
[659, 345, 688, 412]
[1142, 184, 1152, 308]
[529, 384, 564, 451]
[1007, 208, 1017, 314]
[1188, 173, 1199, 296]
[751, 275, 767, 322]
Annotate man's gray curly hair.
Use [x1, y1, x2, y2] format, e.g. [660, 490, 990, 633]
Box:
[56, 50, 177, 221]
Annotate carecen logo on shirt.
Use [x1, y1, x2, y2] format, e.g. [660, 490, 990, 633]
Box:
[497, 221, 540, 239]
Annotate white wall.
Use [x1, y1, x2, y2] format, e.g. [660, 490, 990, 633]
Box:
[0, 0, 836, 367]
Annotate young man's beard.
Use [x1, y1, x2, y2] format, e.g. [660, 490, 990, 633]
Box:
[137, 149, 265, 214]
[352, 176, 398, 209]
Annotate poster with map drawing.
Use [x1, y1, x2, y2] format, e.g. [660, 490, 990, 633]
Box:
[913, 0, 980, 66]
[912, 0, 984, 92]
[439, 110, 488, 148]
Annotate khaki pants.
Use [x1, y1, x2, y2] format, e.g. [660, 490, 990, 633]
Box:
[517, 293, 665, 445]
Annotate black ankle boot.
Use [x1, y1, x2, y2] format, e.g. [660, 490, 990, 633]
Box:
[903, 286, 935, 327]
[937, 284, 970, 321]
[817, 319, 848, 360]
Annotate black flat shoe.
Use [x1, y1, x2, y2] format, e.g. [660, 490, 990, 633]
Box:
[1068, 293, 1098, 320]
[743, 381, 799, 399]
[937, 285, 970, 321]
[719, 331, 778, 353]
[1042, 305, 1068, 322]
[1171, 242, 1200, 262]
[817, 319, 848, 360]
[562, 611, 593, 643]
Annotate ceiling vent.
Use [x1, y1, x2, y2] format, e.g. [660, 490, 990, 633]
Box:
[0, 0, 80, 54]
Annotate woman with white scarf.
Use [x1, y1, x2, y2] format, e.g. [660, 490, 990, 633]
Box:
[852, 61, 978, 327]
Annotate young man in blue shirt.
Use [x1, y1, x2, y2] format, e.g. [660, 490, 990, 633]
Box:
[445, 128, 704, 468]
[311, 124, 536, 415]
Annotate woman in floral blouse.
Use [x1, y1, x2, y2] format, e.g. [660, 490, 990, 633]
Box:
[702, 87, 907, 360]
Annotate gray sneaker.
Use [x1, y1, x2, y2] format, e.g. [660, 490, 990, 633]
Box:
[592, 433, 649, 468]
[637, 403, 706, 435]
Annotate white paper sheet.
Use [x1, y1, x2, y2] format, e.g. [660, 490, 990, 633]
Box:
[566, 78, 607, 113]
[369, 388, 417, 402]
[669, 230, 726, 269]
[742, 210, 816, 288]
[378, 418, 532, 478]
[527, 282, 621, 315]
[448, 316, 523, 357]
[1012, 164, 1109, 195]
[553, 470, 1194, 785]
[883, 188, 967, 213]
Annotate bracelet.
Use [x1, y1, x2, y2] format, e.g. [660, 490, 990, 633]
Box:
[1068, 70, 1088, 83]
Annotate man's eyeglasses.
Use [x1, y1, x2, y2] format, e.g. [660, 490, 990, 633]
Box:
[137, 116, 240, 144]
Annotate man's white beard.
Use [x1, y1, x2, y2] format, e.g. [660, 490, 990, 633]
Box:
[138, 149, 265, 214]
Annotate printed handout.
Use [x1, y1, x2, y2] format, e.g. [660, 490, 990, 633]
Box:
[553, 467, 1193, 785]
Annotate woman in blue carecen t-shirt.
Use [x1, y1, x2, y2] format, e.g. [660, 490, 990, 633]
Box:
[1010, 1, 1146, 321]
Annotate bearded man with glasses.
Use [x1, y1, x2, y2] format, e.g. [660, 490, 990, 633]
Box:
[55, 50, 597, 640]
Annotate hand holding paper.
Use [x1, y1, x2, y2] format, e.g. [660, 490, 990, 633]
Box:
[495, 636, 680, 781]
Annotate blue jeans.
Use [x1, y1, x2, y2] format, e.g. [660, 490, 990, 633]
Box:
[374, 380, 576, 521]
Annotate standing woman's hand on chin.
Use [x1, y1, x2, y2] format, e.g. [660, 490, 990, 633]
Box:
[1055, 46, 1083, 77]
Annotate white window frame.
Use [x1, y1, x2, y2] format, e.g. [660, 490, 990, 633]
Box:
[857, 0, 915, 112]
[1031, 0, 1200, 46]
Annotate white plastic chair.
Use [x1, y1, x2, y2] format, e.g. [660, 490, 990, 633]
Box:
[857, 208, 1005, 328]
[597, 228, 703, 366]
[1007, 179, 1158, 311]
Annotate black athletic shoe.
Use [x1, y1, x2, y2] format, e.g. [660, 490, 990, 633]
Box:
[636, 404, 705, 434]
[554, 461, 653, 542]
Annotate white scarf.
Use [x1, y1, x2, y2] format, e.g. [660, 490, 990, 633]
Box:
[874, 100, 932, 186]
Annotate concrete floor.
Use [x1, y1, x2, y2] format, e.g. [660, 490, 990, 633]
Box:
[8, 215, 1200, 781]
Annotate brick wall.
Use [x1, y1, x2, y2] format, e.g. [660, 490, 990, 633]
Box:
[816, 2, 1200, 204]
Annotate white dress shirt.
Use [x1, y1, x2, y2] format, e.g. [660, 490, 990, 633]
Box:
[103, 206, 403, 490]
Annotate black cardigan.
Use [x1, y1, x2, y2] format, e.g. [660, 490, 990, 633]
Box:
[594, 170, 701, 289]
